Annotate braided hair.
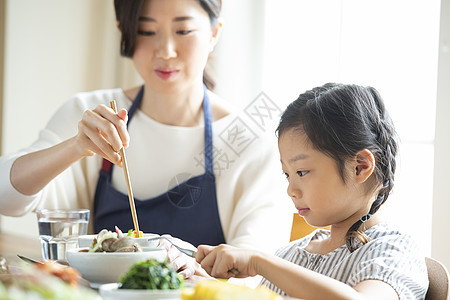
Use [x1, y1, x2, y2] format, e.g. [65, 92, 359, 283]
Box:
[276, 83, 398, 252]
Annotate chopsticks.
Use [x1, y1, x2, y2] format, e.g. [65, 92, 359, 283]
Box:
[109, 100, 140, 236]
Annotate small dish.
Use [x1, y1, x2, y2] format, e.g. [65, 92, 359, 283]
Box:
[66, 247, 166, 286]
[99, 283, 181, 300]
[78, 233, 160, 248]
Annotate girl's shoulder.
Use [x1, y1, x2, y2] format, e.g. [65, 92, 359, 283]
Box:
[350, 224, 428, 298]
[359, 223, 425, 257]
[365, 223, 410, 243]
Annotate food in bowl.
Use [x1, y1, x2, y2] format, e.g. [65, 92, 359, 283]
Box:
[78, 226, 160, 249]
[89, 228, 142, 252]
[119, 258, 184, 290]
[98, 258, 184, 300]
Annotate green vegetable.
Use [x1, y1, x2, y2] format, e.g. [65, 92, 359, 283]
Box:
[119, 259, 184, 290]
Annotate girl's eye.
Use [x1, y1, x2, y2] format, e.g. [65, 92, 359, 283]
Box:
[297, 170, 309, 177]
[283, 172, 289, 179]
[137, 30, 155, 36]
[176, 30, 193, 35]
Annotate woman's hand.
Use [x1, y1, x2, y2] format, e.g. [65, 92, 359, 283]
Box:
[76, 104, 129, 167]
[10, 104, 129, 195]
[157, 235, 211, 279]
[196, 244, 259, 279]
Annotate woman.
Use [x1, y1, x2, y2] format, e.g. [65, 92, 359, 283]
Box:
[0, 0, 291, 276]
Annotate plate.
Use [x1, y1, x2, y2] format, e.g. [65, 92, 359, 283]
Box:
[99, 283, 181, 300]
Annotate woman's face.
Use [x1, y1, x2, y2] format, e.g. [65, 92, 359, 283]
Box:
[132, 0, 220, 94]
[278, 129, 369, 228]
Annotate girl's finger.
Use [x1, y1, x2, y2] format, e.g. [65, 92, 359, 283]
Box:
[210, 250, 236, 279]
[196, 245, 215, 263]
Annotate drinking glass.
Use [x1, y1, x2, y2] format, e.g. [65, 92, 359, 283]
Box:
[36, 209, 89, 261]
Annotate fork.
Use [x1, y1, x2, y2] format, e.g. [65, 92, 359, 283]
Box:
[147, 237, 197, 258]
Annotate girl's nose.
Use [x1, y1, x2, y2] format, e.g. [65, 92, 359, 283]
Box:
[156, 34, 177, 59]
[287, 182, 301, 199]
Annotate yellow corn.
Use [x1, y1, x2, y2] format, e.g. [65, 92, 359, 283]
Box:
[133, 230, 143, 238]
[181, 280, 282, 300]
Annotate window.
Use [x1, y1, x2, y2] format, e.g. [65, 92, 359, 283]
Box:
[217, 0, 441, 253]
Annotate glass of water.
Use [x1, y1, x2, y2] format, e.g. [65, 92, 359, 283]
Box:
[36, 209, 89, 262]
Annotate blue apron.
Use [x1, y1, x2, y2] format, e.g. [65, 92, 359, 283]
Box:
[93, 86, 226, 247]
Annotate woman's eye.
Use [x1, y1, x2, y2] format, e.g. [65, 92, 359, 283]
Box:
[137, 30, 155, 36]
[176, 30, 193, 35]
[297, 170, 309, 177]
[282, 172, 289, 179]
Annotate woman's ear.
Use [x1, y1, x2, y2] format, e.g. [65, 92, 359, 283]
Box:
[354, 149, 375, 183]
[116, 21, 121, 32]
[209, 18, 223, 52]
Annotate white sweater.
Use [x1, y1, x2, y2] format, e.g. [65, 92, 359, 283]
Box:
[0, 88, 292, 254]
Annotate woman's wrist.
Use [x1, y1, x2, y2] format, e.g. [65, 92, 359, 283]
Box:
[70, 135, 93, 159]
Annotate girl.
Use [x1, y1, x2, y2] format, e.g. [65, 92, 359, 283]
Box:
[0, 0, 291, 278]
[196, 83, 428, 299]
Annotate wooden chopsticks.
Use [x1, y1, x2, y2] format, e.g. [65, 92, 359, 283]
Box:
[109, 100, 140, 236]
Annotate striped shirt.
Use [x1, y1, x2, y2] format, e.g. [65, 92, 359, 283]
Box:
[260, 223, 428, 299]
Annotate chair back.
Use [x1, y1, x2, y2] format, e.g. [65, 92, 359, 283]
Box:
[425, 257, 450, 300]
[290, 213, 329, 241]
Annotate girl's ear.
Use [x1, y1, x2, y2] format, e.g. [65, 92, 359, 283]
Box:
[354, 149, 375, 183]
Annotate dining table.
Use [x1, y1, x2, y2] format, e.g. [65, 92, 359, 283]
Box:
[0, 232, 302, 299]
[0, 231, 42, 267]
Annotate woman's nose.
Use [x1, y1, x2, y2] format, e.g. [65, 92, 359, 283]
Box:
[156, 34, 177, 59]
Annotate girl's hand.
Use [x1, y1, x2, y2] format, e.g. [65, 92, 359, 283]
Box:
[196, 244, 259, 279]
[76, 104, 129, 167]
[157, 235, 211, 279]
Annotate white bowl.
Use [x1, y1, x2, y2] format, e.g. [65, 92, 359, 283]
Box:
[78, 233, 160, 248]
[99, 283, 181, 300]
[66, 247, 167, 286]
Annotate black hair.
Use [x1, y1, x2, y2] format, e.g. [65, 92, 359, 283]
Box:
[113, 0, 221, 91]
[277, 83, 398, 252]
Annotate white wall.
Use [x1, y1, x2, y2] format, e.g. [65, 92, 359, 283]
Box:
[0, 0, 140, 237]
[432, 0, 450, 270]
[214, 0, 267, 107]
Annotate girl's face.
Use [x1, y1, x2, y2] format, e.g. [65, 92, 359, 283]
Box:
[132, 0, 220, 94]
[278, 129, 370, 228]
